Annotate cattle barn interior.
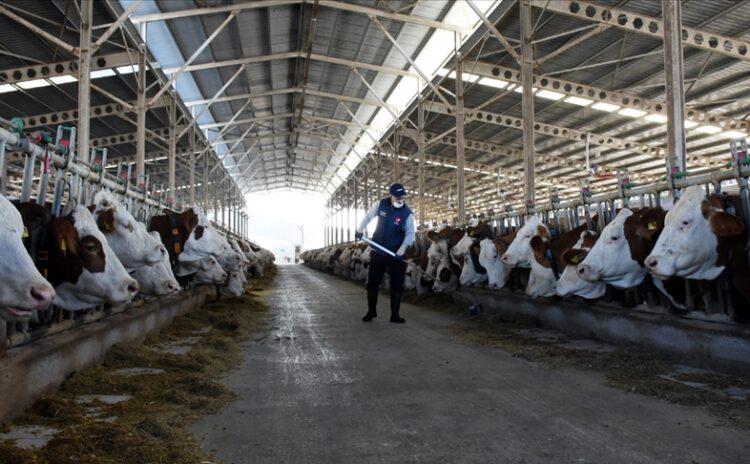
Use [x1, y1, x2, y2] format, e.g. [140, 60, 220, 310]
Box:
[1, 1, 750, 462]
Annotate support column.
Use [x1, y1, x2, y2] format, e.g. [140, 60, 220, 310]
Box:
[663, 0, 687, 180]
[135, 48, 147, 186]
[167, 97, 176, 206]
[203, 150, 209, 212]
[393, 130, 400, 181]
[520, 0, 536, 211]
[189, 125, 196, 204]
[418, 102, 426, 227]
[77, 0, 93, 167]
[354, 176, 359, 238]
[455, 39, 466, 224]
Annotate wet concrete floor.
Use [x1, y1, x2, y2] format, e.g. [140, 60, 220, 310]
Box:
[193, 265, 750, 463]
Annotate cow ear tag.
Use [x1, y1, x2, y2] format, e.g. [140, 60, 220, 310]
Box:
[647, 221, 657, 231]
[171, 228, 180, 236]
[174, 243, 181, 253]
[60, 239, 67, 256]
[22, 226, 29, 238]
[570, 254, 581, 264]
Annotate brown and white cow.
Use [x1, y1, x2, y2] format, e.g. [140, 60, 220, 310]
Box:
[450, 222, 488, 287]
[426, 226, 463, 292]
[16, 203, 138, 310]
[0, 195, 55, 320]
[478, 229, 515, 290]
[555, 230, 606, 299]
[645, 185, 749, 318]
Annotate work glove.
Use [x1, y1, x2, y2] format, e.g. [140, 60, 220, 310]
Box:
[355, 231, 363, 241]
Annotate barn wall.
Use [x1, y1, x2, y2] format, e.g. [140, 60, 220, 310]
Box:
[0, 289, 206, 423]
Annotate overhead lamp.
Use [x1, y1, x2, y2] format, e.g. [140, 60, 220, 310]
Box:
[720, 130, 747, 139]
[684, 120, 698, 129]
[513, 86, 537, 94]
[618, 108, 647, 118]
[480, 77, 508, 89]
[591, 102, 620, 112]
[695, 124, 722, 134]
[564, 96, 593, 106]
[49, 75, 77, 85]
[0, 84, 15, 93]
[645, 114, 668, 123]
[91, 69, 116, 79]
[536, 89, 565, 101]
[116, 64, 139, 74]
[17, 79, 48, 89]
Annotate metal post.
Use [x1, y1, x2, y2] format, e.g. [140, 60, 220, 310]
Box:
[393, 130, 400, 181]
[189, 125, 196, 204]
[663, 0, 687, 182]
[520, 0, 536, 211]
[135, 49, 146, 186]
[168, 97, 176, 206]
[354, 176, 359, 238]
[203, 149, 209, 211]
[418, 102, 426, 227]
[455, 36, 466, 224]
[77, 0, 93, 175]
[0, 140, 6, 195]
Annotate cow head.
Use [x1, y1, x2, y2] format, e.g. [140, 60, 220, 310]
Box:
[180, 210, 237, 268]
[577, 208, 661, 288]
[51, 206, 139, 310]
[478, 237, 511, 290]
[556, 231, 605, 299]
[92, 191, 162, 271]
[502, 216, 548, 268]
[131, 231, 180, 297]
[646, 185, 744, 280]
[0, 196, 55, 320]
[184, 256, 228, 284]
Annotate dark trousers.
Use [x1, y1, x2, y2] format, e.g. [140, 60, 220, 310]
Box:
[367, 251, 406, 292]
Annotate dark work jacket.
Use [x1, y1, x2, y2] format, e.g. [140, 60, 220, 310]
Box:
[372, 197, 412, 254]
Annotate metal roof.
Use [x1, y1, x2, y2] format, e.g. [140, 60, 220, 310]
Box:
[0, 0, 748, 219]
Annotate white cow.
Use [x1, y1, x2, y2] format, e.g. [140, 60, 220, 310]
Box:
[502, 216, 548, 268]
[132, 232, 180, 296]
[53, 206, 139, 310]
[92, 190, 163, 271]
[478, 238, 512, 290]
[0, 195, 55, 320]
[645, 185, 744, 280]
[555, 231, 606, 299]
[451, 232, 487, 287]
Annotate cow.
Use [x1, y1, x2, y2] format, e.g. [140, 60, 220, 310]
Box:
[131, 231, 180, 297]
[16, 203, 138, 310]
[0, 195, 55, 321]
[149, 207, 200, 267]
[450, 222, 488, 287]
[426, 227, 462, 293]
[555, 230, 606, 299]
[189, 256, 229, 285]
[645, 185, 749, 319]
[91, 191, 163, 271]
[502, 216, 547, 268]
[478, 229, 515, 290]
[577, 208, 665, 289]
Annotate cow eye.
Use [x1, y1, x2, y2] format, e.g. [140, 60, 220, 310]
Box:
[611, 236, 619, 241]
[681, 220, 690, 226]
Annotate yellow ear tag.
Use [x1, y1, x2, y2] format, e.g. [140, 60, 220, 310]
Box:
[647, 221, 657, 231]
[60, 239, 67, 256]
[570, 254, 581, 264]
[174, 243, 181, 254]
[22, 226, 29, 238]
[171, 228, 180, 236]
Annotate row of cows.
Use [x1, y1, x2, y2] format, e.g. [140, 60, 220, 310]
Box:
[0, 190, 274, 324]
[303, 185, 750, 323]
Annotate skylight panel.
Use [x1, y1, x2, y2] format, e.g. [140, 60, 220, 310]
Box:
[591, 102, 620, 112]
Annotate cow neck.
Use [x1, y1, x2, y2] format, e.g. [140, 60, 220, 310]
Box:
[624, 208, 665, 266]
[468, 240, 487, 274]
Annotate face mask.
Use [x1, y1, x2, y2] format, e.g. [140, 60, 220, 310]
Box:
[393, 201, 404, 209]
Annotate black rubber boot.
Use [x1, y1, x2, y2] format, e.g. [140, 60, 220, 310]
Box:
[390, 291, 405, 323]
[363, 290, 378, 322]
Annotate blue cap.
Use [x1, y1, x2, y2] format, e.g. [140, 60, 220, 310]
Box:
[389, 183, 407, 197]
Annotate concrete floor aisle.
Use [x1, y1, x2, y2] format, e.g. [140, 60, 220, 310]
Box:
[192, 265, 748, 464]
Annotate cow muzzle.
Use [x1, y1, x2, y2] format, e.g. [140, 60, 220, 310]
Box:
[576, 263, 601, 281]
[644, 254, 674, 279]
[28, 284, 55, 310]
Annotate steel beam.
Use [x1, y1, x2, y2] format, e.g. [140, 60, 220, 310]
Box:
[663, 0, 687, 179]
[417, 103, 426, 227]
[538, 0, 750, 62]
[135, 49, 147, 185]
[521, 0, 535, 210]
[465, 61, 749, 133]
[77, 0, 93, 172]
[455, 44, 466, 223]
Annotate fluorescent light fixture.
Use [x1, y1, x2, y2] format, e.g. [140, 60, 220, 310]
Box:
[514, 86, 537, 94]
[618, 108, 647, 118]
[479, 77, 508, 89]
[720, 130, 747, 139]
[0, 84, 15, 93]
[564, 96, 593, 106]
[591, 102, 620, 112]
[536, 89, 565, 101]
[116, 64, 139, 74]
[17, 79, 49, 89]
[684, 120, 698, 129]
[49, 75, 77, 85]
[91, 69, 116, 79]
[645, 114, 668, 123]
[695, 124, 722, 134]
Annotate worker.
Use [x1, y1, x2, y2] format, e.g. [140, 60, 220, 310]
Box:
[355, 183, 415, 323]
